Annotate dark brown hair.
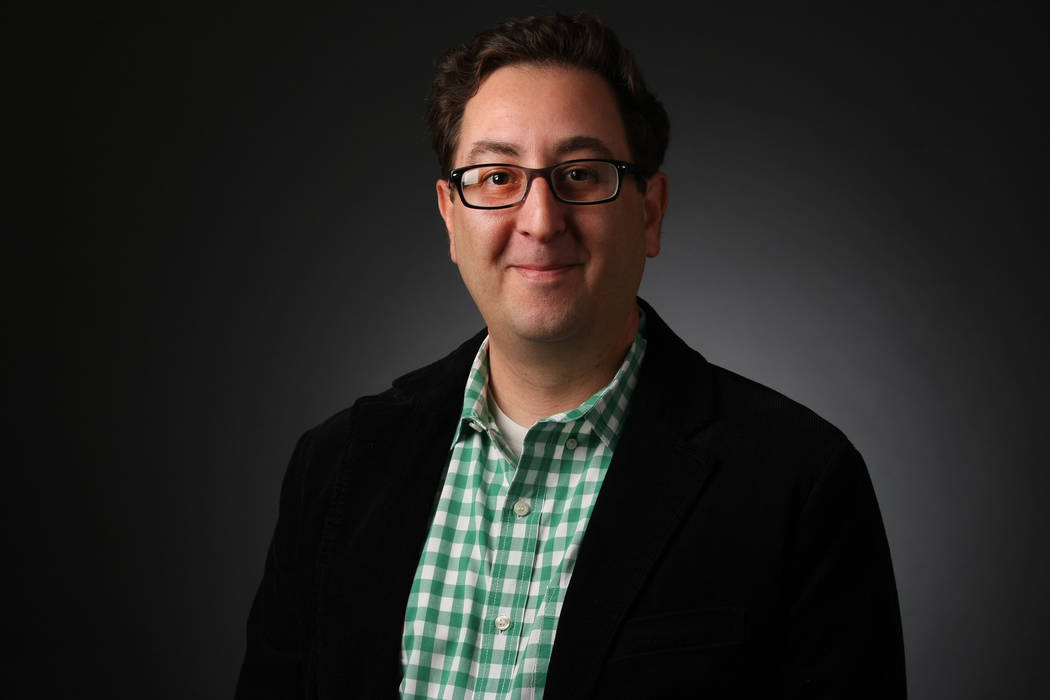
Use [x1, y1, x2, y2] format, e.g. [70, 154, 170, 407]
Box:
[426, 13, 670, 176]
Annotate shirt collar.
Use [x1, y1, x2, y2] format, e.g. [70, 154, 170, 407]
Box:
[452, 308, 648, 449]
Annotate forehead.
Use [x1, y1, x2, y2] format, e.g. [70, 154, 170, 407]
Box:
[456, 64, 631, 165]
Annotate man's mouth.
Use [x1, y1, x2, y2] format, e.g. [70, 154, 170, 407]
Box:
[511, 263, 580, 282]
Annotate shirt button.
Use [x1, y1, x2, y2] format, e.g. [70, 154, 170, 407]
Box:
[494, 615, 512, 632]
[513, 500, 531, 517]
[469, 421, 484, 432]
[565, 437, 578, 450]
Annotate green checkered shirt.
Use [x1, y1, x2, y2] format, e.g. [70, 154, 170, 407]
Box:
[399, 314, 647, 699]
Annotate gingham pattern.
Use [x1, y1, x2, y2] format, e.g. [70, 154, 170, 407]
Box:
[399, 315, 647, 699]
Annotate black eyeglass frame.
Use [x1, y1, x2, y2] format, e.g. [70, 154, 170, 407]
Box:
[447, 158, 647, 210]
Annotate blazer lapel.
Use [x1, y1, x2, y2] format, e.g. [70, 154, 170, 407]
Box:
[544, 303, 719, 699]
[313, 331, 485, 695]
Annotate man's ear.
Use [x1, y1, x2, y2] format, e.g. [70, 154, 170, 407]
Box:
[436, 178, 457, 263]
[642, 172, 669, 258]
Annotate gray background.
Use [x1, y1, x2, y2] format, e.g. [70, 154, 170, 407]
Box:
[17, 1, 1048, 698]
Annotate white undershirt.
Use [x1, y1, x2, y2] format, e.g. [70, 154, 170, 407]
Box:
[489, 396, 529, 462]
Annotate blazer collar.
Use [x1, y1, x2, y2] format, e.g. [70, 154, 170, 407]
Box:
[391, 298, 714, 440]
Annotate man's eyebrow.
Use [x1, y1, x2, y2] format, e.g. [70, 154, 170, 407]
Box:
[554, 136, 616, 158]
[463, 136, 618, 164]
[465, 140, 520, 162]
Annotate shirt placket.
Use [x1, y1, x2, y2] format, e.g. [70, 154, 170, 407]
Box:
[477, 428, 547, 695]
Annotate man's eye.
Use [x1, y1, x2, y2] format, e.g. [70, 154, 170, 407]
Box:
[566, 168, 596, 181]
[483, 170, 513, 186]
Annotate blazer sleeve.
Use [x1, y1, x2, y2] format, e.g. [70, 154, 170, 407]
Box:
[235, 429, 317, 699]
[776, 442, 907, 699]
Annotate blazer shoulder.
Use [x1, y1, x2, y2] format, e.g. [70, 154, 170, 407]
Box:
[634, 300, 855, 471]
[294, 327, 487, 474]
[705, 363, 857, 475]
[710, 364, 845, 431]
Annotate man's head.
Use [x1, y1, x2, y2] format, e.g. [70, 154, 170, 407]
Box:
[429, 14, 670, 352]
[426, 13, 669, 179]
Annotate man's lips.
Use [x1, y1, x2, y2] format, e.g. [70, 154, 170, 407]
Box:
[511, 263, 580, 282]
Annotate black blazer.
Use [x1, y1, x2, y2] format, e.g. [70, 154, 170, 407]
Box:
[236, 300, 906, 698]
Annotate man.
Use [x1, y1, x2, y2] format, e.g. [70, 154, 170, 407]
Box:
[237, 13, 905, 699]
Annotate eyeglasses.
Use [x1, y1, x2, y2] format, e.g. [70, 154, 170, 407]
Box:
[448, 158, 645, 210]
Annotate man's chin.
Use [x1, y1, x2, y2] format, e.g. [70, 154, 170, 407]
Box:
[503, 305, 585, 345]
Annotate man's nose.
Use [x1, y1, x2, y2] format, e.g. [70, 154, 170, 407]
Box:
[515, 176, 566, 240]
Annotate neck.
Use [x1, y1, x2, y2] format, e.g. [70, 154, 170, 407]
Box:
[487, 307, 639, 427]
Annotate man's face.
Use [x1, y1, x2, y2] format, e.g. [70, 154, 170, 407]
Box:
[437, 64, 667, 347]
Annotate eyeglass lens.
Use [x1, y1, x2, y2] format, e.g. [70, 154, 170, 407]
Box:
[459, 160, 619, 207]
